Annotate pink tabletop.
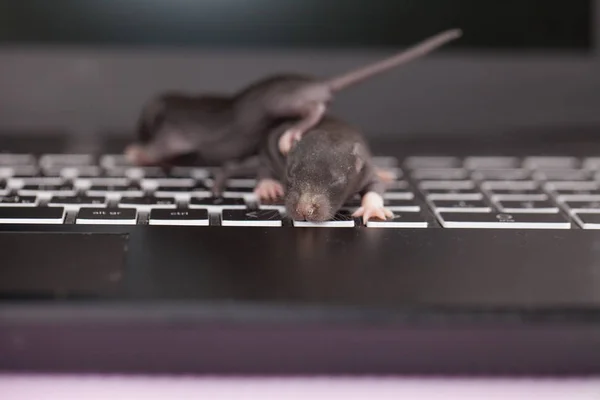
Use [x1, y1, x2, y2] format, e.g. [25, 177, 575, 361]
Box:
[0, 375, 599, 399]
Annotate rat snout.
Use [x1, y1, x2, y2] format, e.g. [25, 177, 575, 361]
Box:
[288, 192, 332, 222]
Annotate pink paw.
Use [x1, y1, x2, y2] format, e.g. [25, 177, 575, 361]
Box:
[254, 179, 284, 201]
[351, 192, 394, 224]
[125, 144, 151, 166]
[278, 129, 302, 155]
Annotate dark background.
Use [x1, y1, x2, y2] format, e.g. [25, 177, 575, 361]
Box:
[0, 0, 597, 152]
[0, 0, 591, 50]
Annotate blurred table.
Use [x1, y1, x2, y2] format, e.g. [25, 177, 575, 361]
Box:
[0, 375, 599, 399]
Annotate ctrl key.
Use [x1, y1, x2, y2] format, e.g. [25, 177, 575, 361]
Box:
[149, 209, 209, 226]
[76, 207, 138, 225]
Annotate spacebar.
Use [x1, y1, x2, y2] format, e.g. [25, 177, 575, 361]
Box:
[438, 212, 570, 229]
[0, 206, 65, 224]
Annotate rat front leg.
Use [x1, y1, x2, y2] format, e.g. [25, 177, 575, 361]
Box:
[211, 164, 232, 197]
[212, 156, 261, 197]
[352, 191, 394, 224]
[254, 178, 284, 201]
[253, 155, 284, 201]
[279, 102, 326, 154]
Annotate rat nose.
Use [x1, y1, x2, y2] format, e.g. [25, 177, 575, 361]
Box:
[294, 193, 329, 222]
[297, 203, 320, 221]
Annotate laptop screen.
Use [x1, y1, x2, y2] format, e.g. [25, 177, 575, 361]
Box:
[0, 0, 592, 51]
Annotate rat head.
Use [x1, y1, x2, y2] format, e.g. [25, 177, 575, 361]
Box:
[284, 132, 367, 222]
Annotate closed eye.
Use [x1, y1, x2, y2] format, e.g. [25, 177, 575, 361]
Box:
[332, 175, 346, 186]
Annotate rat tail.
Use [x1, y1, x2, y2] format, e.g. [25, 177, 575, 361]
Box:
[326, 28, 463, 92]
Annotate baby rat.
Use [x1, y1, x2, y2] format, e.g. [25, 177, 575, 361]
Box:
[125, 28, 462, 195]
[257, 115, 392, 224]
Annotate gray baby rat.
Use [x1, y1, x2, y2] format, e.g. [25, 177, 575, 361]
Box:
[257, 115, 392, 223]
[125, 28, 462, 196]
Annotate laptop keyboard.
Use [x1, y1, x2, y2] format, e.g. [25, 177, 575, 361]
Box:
[1, 153, 600, 229]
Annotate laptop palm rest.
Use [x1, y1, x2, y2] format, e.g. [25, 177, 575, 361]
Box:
[0, 232, 128, 298]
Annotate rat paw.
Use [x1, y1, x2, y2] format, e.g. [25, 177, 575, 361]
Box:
[278, 128, 303, 155]
[352, 205, 394, 224]
[124, 144, 147, 165]
[254, 179, 284, 201]
[352, 191, 394, 224]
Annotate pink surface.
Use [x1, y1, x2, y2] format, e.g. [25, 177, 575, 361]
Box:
[0, 375, 599, 399]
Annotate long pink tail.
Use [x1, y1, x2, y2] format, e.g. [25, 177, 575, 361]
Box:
[327, 28, 463, 91]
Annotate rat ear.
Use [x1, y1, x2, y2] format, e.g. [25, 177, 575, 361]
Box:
[352, 142, 365, 173]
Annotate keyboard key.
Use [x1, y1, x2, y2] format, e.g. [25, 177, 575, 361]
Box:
[0, 165, 39, 178]
[421, 188, 483, 200]
[100, 154, 131, 169]
[481, 181, 539, 190]
[545, 181, 600, 194]
[258, 198, 286, 211]
[534, 169, 592, 181]
[107, 166, 167, 179]
[464, 156, 519, 169]
[496, 199, 559, 213]
[119, 196, 176, 210]
[573, 213, 600, 229]
[76, 207, 138, 225]
[404, 156, 460, 169]
[223, 186, 256, 196]
[366, 213, 428, 228]
[384, 180, 409, 189]
[144, 178, 209, 197]
[169, 167, 211, 180]
[582, 157, 600, 170]
[148, 209, 209, 226]
[553, 188, 600, 201]
[85, 178, 144, 196]
[0, 195, 37, 206]
[225, 178, 258, 188]
[221, 209, 282, 227]
[48, 195, 107, 210]
[58, 166, 102, 179]
[523, 156, 579, 169]
[472, 169, 531, 181]
[438, 212, 570, 229]
[0, 153, 36, 166]
[293, 211, 355, 228]
[385, 199, 420, 212]
[19, 182, 75, 196]
[39, 154, 94, 168]
[372, 156, 399, 168]
[429, 199, 491, 212]
[382, 188, 414, 200]
[562, 200, 600, 213]
[189, 196, 247, 212]
[0, 206, 65, 224]
[419, 180, 475, 190]
[486, 188, 548, 201]
[411, 168, 468, 180]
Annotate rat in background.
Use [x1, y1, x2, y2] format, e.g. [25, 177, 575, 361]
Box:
[256, 114, 394, 224]
[124, 28, 463, 196]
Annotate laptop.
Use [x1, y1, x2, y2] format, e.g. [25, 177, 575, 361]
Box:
[1, 1, 600, 376]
